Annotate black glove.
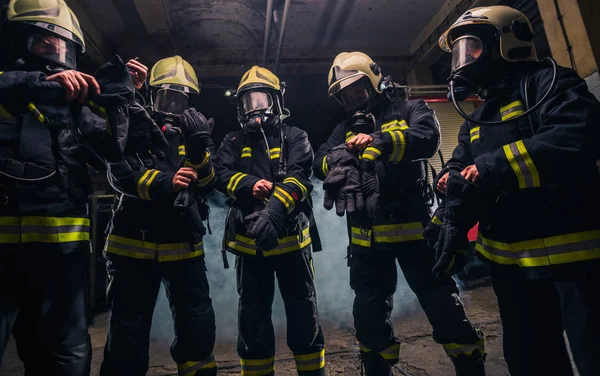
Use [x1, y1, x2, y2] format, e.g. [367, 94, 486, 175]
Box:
[127, 101, 168, 159]
[323, 145, 363, 216]
[423, 204, 445, 250]
[178, 108, 214, 163]
[174, 189, 207, 244]
[360, 162, 380, 219]
[432, 170, 482, 278]
[244, 195, 286, 251]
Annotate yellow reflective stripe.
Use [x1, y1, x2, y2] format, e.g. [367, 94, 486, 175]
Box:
[379, 343, 401, 360]
[227, 172, 247, 198]
[362, 146, 382, 161]
[322, 155, 329, 176]
[241, 147, 252, 158]
[373, 222, 424, 243]
[283, 177, 308, 200]
[476, 230, 600, 267]
[228, 228, 311, 256]
[0, 104, 13, 118]
[178, 145, 186, 156]
[158, 245, 204, 262]
[27, 102, 45, 123]
[443, 337, 486, 357]
[503, 140, 540, 189]
[0, 216, 91, 244]
[240, 357, 275, 376]
[106, 235, 203, 261]
[500, 100, 525, 121]
[141, 170, 160, 200]
[269, 147, 281, 159]
[274, 186, 295, 212]
[431, 216, 442, 225]
[382, 119, 409, 132]
[196, 166, 215, 187]
[351, 227, 372, 247]
[388, 130, 406, 163]
[294, 349, 325, 371]
[177, 355, 217, 376]
[137, 170, 152, 199]
[184, 151, 211, 170]
[20, 216, 90, 226]
[470, 126, 480, 142]
[345, 131, 355, 142]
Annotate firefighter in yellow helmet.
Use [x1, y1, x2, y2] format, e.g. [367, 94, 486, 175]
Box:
[313, 52, 486, 376]
[215, 66, 325, 375]
[428, 6, 600, 376]
[100, 56, 218, 376]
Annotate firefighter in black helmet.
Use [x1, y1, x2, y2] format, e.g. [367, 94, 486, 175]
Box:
[430, 6, 600, 376]
[215, 66, 325, 376]
[100, 56, 218, 376]
[313, 52, 486, 376]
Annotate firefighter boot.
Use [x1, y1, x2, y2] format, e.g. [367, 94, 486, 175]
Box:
[360, 352, 392, 376]
[450, 351, 486, 376]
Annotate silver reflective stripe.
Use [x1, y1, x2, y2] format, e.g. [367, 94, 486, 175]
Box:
[21, 224, 89, 234]
[105, 239, 155, 256]
[0, 225, 18, 233]
[479, 238, 600, 258]
[501, 104, 525, 119]
[508, 143, 535, 188]
[375, 227, 422, 238]
[180, 354, 216, 374]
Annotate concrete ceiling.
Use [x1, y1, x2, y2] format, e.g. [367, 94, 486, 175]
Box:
[68, 0, 449, 78]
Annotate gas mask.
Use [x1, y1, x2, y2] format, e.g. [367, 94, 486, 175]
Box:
[153, 111, 182, 139]
[347, 111, 376, 135]
[12, 31, 77, 74]
[153, 87, 190, 116]
[239, 90, 278, 133]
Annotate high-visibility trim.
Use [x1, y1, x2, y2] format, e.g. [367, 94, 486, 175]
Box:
[228, 227, 311, 256]
[351, 227, 373, 247]
[373, 222, 424, 243]
[177, 353, 217, 376]
[431, 216, 442, 225]
[27, 102, 46, 123]
[500, 100, 525, 121]
[273, 186, 295, 213]
[345, 131, 355, 142]
[382, 119, 409, 132]
[503, 140, 540, 189]
[269, 147, 281, 160]
[294, 349, 325, 371]
[0, 216, 90, 244]
[178, 145, 186, 156]
[283, 177, 308, 200]
[240, 356, 275, 375]
[470, 127, 480, 142]
[87, 100, 109, 135]
[137, 169, 160, 200]
[442, 337, 486, 358]
[388, 130, 406, 163]
[0, 104, 13, 118]
[226, 172, 248, 198]
[322, 155, 329, 176]
[184, 151, 210, 169]
[476, 229, 600, 267]
[195, 166, 215, 187]
[362, 146, 382, 161]
[241, 147, 252, 158]
[360, 342, 400, 361]
[105, 234, 204, 262]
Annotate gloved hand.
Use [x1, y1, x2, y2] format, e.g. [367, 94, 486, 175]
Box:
[178, 108, 214, 163]
[432, 170, 482, 278]
[360, 162, 380, 219]
[244, 193, 286, 251]
[323, 145, 363, 216]
[423, 204, 445, 250]
[127, 101, 168, 159]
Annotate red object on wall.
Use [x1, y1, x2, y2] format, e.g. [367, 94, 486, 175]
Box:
[468, 223, 479, 242]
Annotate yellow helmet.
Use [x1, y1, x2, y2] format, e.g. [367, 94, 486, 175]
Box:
[149, 55, 200, 94]
[7, 0, 85, 53]
[439, 6, 537, 63]
[328, 52, 383, 97]
[237, 65, 281, 95]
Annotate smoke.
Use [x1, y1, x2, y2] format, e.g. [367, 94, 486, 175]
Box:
[150, 178, 420, 343]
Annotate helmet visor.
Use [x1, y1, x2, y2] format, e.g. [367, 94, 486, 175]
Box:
[334, 81, 370, 112]
[240, 91, 273, 115]
[451, 36, 484, 72]
[154, 88, 189, 115]
[28, 34, 76, 69]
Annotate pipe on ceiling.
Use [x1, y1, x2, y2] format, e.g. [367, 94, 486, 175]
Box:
[262, 0, 274, 67]
[273, 0, 291, 74]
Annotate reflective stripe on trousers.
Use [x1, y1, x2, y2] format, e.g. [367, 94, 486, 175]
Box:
[294, 349, 325, 372]
[105, 234, 204, 262]
[360, 342, 400, 361]
[0, 216, 90, 244]
[240, 356, 275, 375]
[228, 227, 311, 256]
[177, 353, 217, 375]
[476, 229, 600, 267]
[351, 222, 424, 247]
[442, 335, 486, 358]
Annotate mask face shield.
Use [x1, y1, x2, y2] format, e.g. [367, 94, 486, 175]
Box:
[240, 91, 273, 115]
[451, 36, 484, 73]
[27, 34, 76, 69]
[334, 80, 370, 112]
[153, 88, 189, 115]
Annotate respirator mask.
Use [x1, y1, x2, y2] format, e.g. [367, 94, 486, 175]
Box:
[239, 90, 277, 133]
[336, 81, 376, 134]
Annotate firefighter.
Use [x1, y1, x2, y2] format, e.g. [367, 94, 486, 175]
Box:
[100, 56, 218, 376]
[432, 6, 600, 376]
[215, 66, 325, 376]
[313, 52, 486, 376]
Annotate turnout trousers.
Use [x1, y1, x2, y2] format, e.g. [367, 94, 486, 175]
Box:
[235, 248, 325, 376]
[0, 244, 91, 376]
[100, 254, 216, 376]
[350, 240, 484, 375]
[490, 266, 600, 376]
